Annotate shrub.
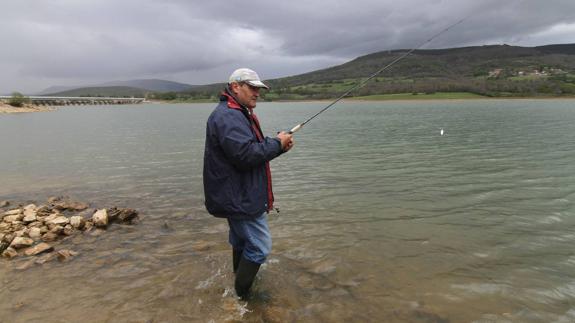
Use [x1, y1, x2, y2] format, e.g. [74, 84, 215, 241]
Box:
[8, 92, 30, 107]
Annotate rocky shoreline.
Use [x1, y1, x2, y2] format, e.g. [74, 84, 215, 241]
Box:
[0, 196, 138, 267]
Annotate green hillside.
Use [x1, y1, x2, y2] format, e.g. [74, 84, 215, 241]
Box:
[165, 43, 575, 101]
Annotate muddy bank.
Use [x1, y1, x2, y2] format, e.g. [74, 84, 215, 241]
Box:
[0, 196, 138, 268]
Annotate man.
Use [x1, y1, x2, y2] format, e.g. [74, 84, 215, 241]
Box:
[203, 68, 294, 299]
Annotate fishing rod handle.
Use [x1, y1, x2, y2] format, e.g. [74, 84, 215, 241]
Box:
[289, 124, 302, 134]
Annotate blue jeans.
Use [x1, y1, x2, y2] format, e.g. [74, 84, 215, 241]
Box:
[227, 213, 271, 264]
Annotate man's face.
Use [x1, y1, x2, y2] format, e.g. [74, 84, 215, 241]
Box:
[231, 82, 260, 109]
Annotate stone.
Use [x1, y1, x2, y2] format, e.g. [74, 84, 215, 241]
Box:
[10, 237, 34, 249]
[0, 201, 9, 208]
[83, 221, 94, 232]
[49, 225, 64, 235]
[48, 216, 69, 226]
[2, 247, 18, 259]
[63, 225, 74, 236]
[27, 221, 43, 228]
[3, 214, 24, 223]
[3, 209, 22, 216]
[0, 222, 11, 231]
[57, 249, 78, 261]
[0, 235, 14, 253]
[23, 204, 37, 213]
[35, 252, 57, 264]
[70, 216, 85, 229]
[35, 206, 53, 217]
[41, 232, 59, 242]
[107, 207, 139, 224]
[92, 209, 108, 228]
[22, 213, 37, 224]
[23, 242, 53, 256]
[51, 197, 88, 211]
[28, 227, 42, 240]
[14, 228, 27, 237]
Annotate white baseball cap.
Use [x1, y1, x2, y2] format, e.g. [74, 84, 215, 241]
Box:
[228, 68, 269, 89]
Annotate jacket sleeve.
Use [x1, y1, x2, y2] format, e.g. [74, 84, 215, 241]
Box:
[215, 110, 283, 171]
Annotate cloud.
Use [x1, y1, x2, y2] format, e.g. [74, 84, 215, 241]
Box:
[1, 0, 574, 93]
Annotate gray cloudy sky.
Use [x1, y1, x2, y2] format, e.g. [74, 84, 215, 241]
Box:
[2, 0, 575, 94]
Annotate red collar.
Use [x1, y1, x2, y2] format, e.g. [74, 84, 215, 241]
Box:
[221, 91, 242, 110]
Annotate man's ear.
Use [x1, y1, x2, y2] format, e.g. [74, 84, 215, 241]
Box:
[229, 82, 240, 95]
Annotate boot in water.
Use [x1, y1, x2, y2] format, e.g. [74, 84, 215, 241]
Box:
[232, 249, 242, 274]
[235, 257, 261, 299]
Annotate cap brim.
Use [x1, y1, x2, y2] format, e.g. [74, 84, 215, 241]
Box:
[246, 80, 269, 90]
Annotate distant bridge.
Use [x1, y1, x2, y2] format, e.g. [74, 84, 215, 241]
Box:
[0, 96, 146, 106]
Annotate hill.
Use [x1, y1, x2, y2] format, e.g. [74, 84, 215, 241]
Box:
[41, 79, 195, 96]
[169, 43, 575, 101]
[99, 79, 195, 92]
[46, 86, 147, 98]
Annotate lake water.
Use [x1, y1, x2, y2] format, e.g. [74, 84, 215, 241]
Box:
[1, 99, 575, 322]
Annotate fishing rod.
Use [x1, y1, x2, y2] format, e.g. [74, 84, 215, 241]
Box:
[288, 17, 469, 134]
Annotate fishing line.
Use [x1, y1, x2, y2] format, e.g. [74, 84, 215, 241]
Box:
[288, 16, 470, 134]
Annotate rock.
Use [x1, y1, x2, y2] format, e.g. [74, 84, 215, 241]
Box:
[57, 249, 78, 261]
[1, 235, 15, 254]
[27, 221, 43, 228]
[83, 221, 94, 232]
[35, 252, 57, 264]
[10, 237, 34, 249]
[49, 225, 64, 235]
[50, 196, 88, 211]
[41, 232, 59, 242]
[70, 216, 85, 229]
[35, 206, 53, 217]
[0, 201, 9, 208]
[23, 242, 53, 256]
[47, 196, 63, 204]
[28, 227, 42, 240]
[0, 222, 11, 231]
[47, 216, 69, 226]
[23, 204, 37, 213]
[14, 228, 27, 237]
[22, 213, 37, 224]
[63, 225, 74, 236]
[2, 247, 18, 259]
[15, 258, 36, 270]
[3, 209, 22, 216]
[107, 207, 138, 224]
[3, 214, 24, 223]
[92, 209, 108, 228]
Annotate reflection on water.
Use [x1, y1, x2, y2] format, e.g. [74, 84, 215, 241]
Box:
[1, 100, 575, 322]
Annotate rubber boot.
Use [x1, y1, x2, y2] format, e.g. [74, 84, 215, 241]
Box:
[234, 257, 261, 299]
[232, 249, 243, 273]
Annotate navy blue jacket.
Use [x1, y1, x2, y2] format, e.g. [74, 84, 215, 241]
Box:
[203, 91, 284, 219]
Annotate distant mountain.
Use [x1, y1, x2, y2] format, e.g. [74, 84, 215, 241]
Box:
[40, 79, 196, 96]
[38, 85, 81, 95]
[45, 86, 147, 98]
[99, 79, 195, 92]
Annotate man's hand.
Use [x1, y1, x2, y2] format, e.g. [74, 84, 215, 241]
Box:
[276, 131, 294, 152]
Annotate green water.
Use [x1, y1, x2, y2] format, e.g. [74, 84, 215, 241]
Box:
[1, 99, 575, 322]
